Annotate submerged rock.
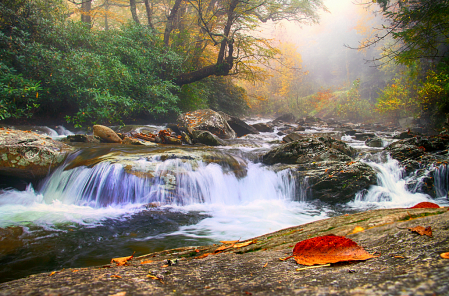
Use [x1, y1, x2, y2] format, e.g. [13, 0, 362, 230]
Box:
[0, 128, 74, 179]
[218, 112, 259, 137]
[250, 122, 274, 133]
[192, 130, 226, 146]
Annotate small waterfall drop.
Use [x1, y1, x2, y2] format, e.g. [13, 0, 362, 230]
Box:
[351, 154, 433, 208]
[433, 163, 449, 198]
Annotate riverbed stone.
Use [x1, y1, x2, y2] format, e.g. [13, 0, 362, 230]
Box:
[1, 207, 447, 295]
[0, 128, 74, 179]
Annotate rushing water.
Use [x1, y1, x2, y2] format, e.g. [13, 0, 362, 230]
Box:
[0, 123, 447, 282]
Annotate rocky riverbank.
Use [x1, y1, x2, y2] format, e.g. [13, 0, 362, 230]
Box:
[0, 207, 448, 295]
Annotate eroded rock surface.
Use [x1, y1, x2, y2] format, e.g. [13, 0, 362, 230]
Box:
[177, 109, 236, 139]
[0, 128, 73, 179]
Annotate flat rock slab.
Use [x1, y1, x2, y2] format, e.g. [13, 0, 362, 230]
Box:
[1, 208, 448, 295]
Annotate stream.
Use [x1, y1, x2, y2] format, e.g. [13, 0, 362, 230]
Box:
[0, 120, 448, 283]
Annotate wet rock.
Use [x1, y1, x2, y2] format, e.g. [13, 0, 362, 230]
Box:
[64, 134, 101, 143]
[365, 136, 383, 148]
[218, 112, 259, 137]
[93, 125, 122, 143]
[262, 136, 357, 165]
[192, 130, 226, 146]
[282, 132, 304, 143]
[250, 122, 274, 133]
[294, 125, 305, 132]
[181, 132, 193, 145]
[393, 131, 414, 139]
[122, 137, 145, 145]
[0, 226, 24, 257]
[163, 136, 182, 145]
[354, 133, 376, 141]
[0, 128, 74, 179]
[177, 109, 236, 139]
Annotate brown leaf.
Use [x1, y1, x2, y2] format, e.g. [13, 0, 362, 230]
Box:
[408, 226, 433, 237]
[111, 252, 135, 266]
[440, 252, 449, 259]
[410, 202, 440, 209]
[292, 235, 377, 266]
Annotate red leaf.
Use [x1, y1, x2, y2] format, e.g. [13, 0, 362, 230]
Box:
[408, 226, 433, 237]
[292, 235, 377, 266]
[410, 202, 440, 209]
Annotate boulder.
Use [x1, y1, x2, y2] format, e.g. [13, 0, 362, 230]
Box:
[354, 133, 376, 141]
[192, 130, 225, 146]
[93, 125, 122, 143]
[218, 112, 259, 137]
[365, 136, 383, 148]
[0, 128, 73, 179]
[64, 134, 101, 143]
[177, 109, 236, 139]
[282, 133, 304, 143]
[273, 113, 296, 123]
[251, 122, 274, 133]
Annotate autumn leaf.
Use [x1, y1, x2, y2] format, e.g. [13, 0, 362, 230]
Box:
[440, 252, 449, 259]
[111, 252, 135, 266]
[215, 244, 234, 252]
[410, 202, 440, 209]
[233, 240, 256, 248]
[220, 240, 239, 244]
[140, 260, 153, 264]
[110, 275, 122, 278]
[195, 253, 212, 259]
[349, 226, 365, 235]
[408, 226, 432, 237]
[292, 235, 377, 266]
[48, 271, 56, 276]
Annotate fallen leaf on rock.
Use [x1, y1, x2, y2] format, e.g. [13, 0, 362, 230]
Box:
[349, 226, 365, 235]
[140, 260, 153, 264]
[440, 252, 449, 259]
[263, 262, 268, 268]
[220, 240, 239, 244]
[195, 253, 212, 259]
[233, 240, 256, 248]
[160, 264, 169, 268]
[393, 255, 405, 259]
[409, 226, 433, 237]
[292, 235, 377, 266]
[48, 271, 56, 276]
[109, 292, 126, 296]
[111, 252, 135, 266]
[110, 275, 122, 278]
[215, 244, 233, 252]
[72, 269, 79, 272]
[410, 202, 440, 209]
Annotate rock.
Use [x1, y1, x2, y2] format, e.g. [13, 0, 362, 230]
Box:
[0, 128, 74, 179]
[354, 133, 376, 141]
[282, 132, 304, 143]
[0, 226, 24, 257]
[177, 109, 236, 139]
[393, 131, 414, 139]
[64, 134, 101, 143]
[93, 125, 122, 143]
[3, 208, 448, 295]
[218, 112, 259, 137]
[122, 137, 145, 145]
[181, 132, 193, 145]
[294, 125, 305, 132]
[192, 130, 225, 146]
[273, 113, 296, 123]
[163, 136, 182, 145]
[365, 136, 383, 147]
[250, 122, 274, 133]
[263, 136, 357, 165]
[304, 116, 321, 124]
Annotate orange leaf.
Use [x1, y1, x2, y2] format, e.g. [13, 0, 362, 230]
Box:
[110, 275, 122, 278]
[408, 226, 432, 237]
[48, 271, 56, 276]
[440, 252, 449, 259]
[195, 253, 212, 259]
[410, 202, 440, 209]
[140, 260, 153, 264]
[233, 240, 256, 248]
[215, 244, 234, 252]
[292, 235, 377, 266]
[111, 252, 134, 266]
[220, 240, 239, 244]
[349, 226, 365, 235]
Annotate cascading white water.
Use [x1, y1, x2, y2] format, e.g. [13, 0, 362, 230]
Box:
[433, 163, 449, 198]
[350, 154, 442, 209]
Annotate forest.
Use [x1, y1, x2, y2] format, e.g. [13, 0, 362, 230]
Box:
[1, 0, 449, 130]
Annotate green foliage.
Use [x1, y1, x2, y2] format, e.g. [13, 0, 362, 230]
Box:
[0, 0, 183, 126]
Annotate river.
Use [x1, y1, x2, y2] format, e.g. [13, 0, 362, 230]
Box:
[0, 120, 447, 282]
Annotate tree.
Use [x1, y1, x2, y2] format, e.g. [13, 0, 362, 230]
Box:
[354, 0, 449, 65]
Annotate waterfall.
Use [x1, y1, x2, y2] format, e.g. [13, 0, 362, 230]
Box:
[351, 154, 435, 208]
[434, 163, 449, 198]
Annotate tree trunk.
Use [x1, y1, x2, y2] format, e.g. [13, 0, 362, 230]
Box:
[164, 0, 183, 47]
[81, 0, 92, 24]
[143, 0, 154, 29]
[130, 0, 140, 24]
